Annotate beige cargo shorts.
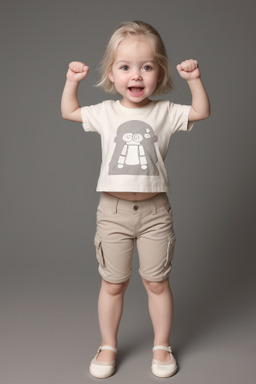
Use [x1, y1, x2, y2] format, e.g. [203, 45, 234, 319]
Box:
[94, 192, 176, 283]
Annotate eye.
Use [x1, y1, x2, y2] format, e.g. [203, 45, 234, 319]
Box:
[120, 65, 129, 71]
[142, 65, 153, 72]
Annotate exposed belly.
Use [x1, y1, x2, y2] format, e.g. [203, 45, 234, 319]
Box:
[105, 191, 161, 201]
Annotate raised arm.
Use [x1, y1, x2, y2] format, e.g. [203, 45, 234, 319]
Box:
[61, 62, 89, 122]
[176, 60, 210, 122]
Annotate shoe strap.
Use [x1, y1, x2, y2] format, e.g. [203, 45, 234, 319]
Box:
[98, 345, 117, 354]
[153, 345, 172, 353]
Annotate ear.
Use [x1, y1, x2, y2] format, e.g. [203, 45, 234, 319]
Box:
[108, 69, 114, 83]
[157, 68, 163, 83]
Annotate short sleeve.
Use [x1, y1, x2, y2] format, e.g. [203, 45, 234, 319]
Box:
[168, 103, 194, 133]
[81, 103, 103, 133]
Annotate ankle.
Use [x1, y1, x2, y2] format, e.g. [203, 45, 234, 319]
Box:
[153, 349, 171, 362]
[153, 344, 172, 362]
[97, 348, 116, 363]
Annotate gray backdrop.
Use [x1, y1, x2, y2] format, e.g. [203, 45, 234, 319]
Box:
[1, 0, 255, 383]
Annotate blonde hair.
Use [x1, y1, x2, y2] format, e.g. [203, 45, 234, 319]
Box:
[97, 21, 173, 96]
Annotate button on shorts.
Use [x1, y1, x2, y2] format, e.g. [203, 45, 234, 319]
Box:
[94, 192, 176, 283]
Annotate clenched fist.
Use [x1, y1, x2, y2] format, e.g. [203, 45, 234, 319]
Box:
[176, 59, 200, 81]
[66, 61, 90, 82]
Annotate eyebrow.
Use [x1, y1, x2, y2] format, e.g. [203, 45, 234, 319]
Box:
[115, 59, 156, 64]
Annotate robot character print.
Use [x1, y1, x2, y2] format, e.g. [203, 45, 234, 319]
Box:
[109, 120, 159, 176]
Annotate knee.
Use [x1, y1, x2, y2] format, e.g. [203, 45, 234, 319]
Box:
[142, 278, 169, 295]
[102, 279, 129, 296]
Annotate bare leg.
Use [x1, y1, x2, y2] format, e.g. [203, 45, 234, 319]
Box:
[142, 278, 174, 361]
[97, 279, 129, 362]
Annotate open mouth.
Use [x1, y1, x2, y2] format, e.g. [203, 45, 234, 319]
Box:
[128, 87, 144, 95]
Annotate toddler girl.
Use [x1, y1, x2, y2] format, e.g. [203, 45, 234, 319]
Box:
[61, 20, 210, 379]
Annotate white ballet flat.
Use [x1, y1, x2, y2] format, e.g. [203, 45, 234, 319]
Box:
[151, 345, 178, 378]
[89, 345, 117, 379]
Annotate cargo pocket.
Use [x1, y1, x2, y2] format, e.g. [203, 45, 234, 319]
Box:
[163, 233, 176, 275]
[94, 233, 106, 268]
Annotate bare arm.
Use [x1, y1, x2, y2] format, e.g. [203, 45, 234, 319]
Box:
[176, 60, 210, 122]
[61, 62, 89, 122]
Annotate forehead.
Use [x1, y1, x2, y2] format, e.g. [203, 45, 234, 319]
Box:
[115, 36, 156, 60]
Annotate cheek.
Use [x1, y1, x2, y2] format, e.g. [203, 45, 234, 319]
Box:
[114, 76, 127, 88]
[147, 76, 160, 89]
[144, 71, 160, 87]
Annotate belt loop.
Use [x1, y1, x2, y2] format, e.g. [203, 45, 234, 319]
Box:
[112, 198, 119, 214]
[151, 198, 157, 215]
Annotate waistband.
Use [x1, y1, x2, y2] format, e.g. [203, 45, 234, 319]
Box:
[99, 192, 169, 215]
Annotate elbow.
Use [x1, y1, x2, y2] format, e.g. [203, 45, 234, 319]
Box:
[61, 106, 70, 120]
[61, 113, 82, 123]
[61, 109, 74, 121]
[61, 106, 82, 122]
[204, 101, 211, 120]
[61, 110, 69, 120]
[205, 104, 211, 119]
[190, 103, 211, 122]
[199, 106, 211, 121]
[203, 110, 211, 120]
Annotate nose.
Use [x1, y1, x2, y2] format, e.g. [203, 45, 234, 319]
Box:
[132, 69, 142, 81]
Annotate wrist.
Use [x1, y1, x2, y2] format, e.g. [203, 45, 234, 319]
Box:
[187, 76, 201, 84]
[66, 77, 81, 84]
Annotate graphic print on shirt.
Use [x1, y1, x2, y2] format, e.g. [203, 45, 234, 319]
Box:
[108, 120, 159, 175]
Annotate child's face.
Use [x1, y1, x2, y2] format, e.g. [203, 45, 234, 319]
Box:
[108, 36, 161, 108]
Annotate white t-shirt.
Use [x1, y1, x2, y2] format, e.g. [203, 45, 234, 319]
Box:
[81, 100, 193, 192]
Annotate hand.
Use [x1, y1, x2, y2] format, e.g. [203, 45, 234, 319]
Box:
[66, 61, 89, 82]
[176, 59, 200, 81]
